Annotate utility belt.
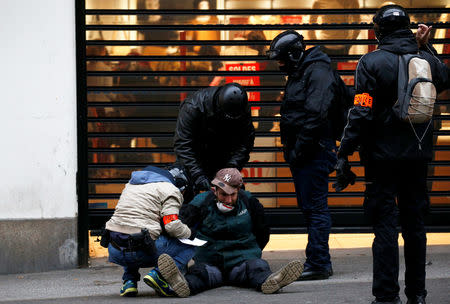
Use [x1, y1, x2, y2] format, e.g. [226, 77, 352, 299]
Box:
[100, 228, 156, 254]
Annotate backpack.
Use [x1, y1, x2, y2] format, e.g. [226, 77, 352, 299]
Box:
[329, 70, 355, 141]
[393, 53, 437, 149]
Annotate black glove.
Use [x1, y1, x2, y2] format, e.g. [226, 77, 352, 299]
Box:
[285, 143, 318, 168]
[140, 228, 156, 255]
[194, 175, 211, 193]
[225, 160, 239, 169]
[332, 157, 356, 192]
[188, 227, 197, 240]
[283, 148, 301, 167]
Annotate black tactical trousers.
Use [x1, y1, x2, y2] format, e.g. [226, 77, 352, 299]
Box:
[363, 160, 429, 301]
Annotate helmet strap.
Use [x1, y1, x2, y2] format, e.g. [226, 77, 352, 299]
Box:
[285, 49, 304, 73]
[289, 51, 304, 67]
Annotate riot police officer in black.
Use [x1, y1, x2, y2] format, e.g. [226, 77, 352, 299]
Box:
[174, 83, 255, 195]
[335, 5, 449, 304]
[267, 30, 340, 281]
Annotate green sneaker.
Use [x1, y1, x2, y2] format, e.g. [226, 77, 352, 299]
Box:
[143, 269, 176, 297]
[120, 280, 138, 297]
[157, 254, 190, 298]
[261, 260, 304, 294]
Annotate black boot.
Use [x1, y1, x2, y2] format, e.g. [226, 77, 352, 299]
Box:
[296, 267, 333, 281]
[371, 296, 402, 304]
[406, 295, 426, 304]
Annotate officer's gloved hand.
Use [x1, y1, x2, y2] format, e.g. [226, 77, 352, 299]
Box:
[225, 160, 239, 169]
[332, 157, 356, 192]
[285, 149, 301, 167]
[194, 175, 211, 193]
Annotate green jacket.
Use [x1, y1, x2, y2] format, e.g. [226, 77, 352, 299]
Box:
[180, 190, 269, 271]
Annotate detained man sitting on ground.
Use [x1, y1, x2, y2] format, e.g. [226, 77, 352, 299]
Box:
[155, 168, 304, 297]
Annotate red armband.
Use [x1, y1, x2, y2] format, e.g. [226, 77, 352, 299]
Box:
[354, 93, 373, 108]
[163, 214, 179, 225]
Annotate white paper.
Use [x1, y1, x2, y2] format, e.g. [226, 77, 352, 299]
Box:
[179, 238, 207, 246]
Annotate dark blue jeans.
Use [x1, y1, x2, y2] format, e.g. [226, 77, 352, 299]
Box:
[290, 149, 336, 271]
[185, 259, 272, 295]
[108, 234, 195, 282]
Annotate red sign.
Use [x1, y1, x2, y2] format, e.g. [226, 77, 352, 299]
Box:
[229, 17, 249, 25]
[281, 16, 303, 24]
[337, 62, 357, 86]
[241, 160, 263, 186]
[226, 63, 259, 72]
[341, 76, 355, 86]
[337, 62, 357, 70]
[225, 63, 261, 110]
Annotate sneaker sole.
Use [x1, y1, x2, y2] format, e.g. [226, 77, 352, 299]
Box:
[120, 287, 137, 297]
[261, 260, 304, 294]
[157, 254, 190, 298]
[143, 275, 174, 297]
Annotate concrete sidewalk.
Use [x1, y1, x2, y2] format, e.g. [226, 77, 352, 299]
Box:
[1, 245, 449, 304]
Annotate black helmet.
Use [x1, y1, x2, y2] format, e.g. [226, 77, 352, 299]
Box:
[373, 5, 410, 40]
[267, 30, 304, 61]
[267, 30, 305, 73]
[216, 83, 248, 120]
[167, 164, 189, 192]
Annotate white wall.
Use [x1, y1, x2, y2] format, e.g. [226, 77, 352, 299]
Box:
[0, 0, 77, 219]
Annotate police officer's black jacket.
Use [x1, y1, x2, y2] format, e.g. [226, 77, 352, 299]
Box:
[338, 29, 448, 162]
[281, 46, 337, 165]
[174, 87, 255, 181]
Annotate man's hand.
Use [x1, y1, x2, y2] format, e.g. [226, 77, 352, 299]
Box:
[416, 24, 432, 48]
[289, 149, 299, 166]
[283, 149, 302, 168]
[194, 175, 211, 193]
[332, 157, 356, 192]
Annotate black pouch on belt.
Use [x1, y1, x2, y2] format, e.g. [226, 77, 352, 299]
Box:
[99, 228, 110, 248]
[130, 228, 156, 255]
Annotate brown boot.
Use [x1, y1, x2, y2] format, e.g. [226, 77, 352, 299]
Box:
[157, 254, 190, 298]
[261, 260, 304, 294]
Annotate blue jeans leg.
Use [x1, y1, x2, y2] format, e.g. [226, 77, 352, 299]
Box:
[290, 149, 335, 271]
[185, 263, 224, 295]
[155, 235, 196, 273]
[108, 235, 195, 282]
[227, 259, 272, 291]
[108, 244, 156, 282]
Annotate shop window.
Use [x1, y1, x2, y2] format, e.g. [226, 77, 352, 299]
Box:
[82, 0, 450, 229]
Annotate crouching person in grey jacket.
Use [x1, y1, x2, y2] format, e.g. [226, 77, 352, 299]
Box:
[102, 163, 195, 297]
